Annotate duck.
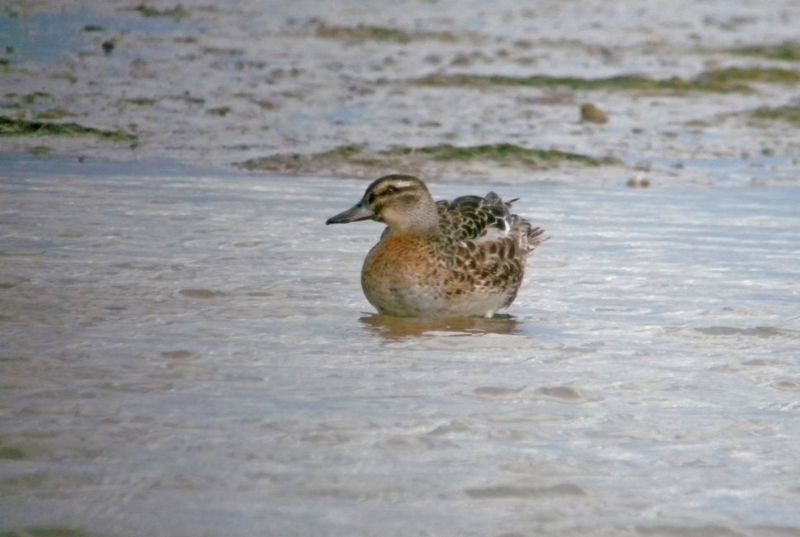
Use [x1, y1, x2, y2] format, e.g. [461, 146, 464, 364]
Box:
[326, 174, 546, 318]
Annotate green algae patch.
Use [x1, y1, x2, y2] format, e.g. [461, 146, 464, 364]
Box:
[26, 145, 51, 155]
[33, 109, 72, 121]
[749, 104, 800, 124]
[319, 144, 364, 159]
[206, 105, 232, 116]
[385, 143, 618, 166]
[238, 143, 619, 178]
[418, 66, 800, 94]
[315, 23, 457, 44]
[698, 66, 800, 86]
[120, 97, 157, 106]
[20, 92, 53, 105]
[732, 42, 800, 62]
[238, 145, 379, 175]
[0, 116, 136, 142]
[0, 446, 26, 459]
[0, 527, 101, 537]
[419, 73, 682, 92]
[130, 4, 189, 21]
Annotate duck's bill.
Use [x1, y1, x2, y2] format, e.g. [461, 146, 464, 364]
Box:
[326, 201, 374, 225]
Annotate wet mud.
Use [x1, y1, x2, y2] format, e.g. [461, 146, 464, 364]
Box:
[1, 0, 799, 184]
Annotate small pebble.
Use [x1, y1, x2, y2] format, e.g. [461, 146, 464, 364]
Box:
[627, 174, 652, 188]
[580, 102, 608, 124]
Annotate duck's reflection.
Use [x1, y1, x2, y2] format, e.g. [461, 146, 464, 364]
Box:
[359, 313, 522, 340]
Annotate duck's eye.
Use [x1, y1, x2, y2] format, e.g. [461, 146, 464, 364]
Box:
[382, 186, 397, 195]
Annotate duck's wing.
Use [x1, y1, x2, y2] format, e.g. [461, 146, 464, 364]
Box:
[436, 192, 546, 252]
[436, 194, 507, 241]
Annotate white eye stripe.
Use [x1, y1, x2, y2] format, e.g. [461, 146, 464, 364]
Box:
[386, 181, 416, 190]
[378, 182, 417, 195]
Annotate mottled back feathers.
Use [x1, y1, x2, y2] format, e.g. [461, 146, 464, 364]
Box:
[436, 192, 545, 253]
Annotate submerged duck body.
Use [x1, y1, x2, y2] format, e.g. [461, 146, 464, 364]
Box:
[326, 174, 545, 318]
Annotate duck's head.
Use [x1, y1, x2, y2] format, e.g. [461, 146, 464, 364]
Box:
[326, 174, 439, 233]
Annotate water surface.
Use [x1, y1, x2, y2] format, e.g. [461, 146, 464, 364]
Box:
[1, 158, 799, 536]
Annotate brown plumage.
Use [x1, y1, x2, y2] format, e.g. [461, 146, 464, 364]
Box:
[326, 174, 546, 318]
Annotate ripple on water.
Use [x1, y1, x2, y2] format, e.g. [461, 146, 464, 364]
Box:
[472, 386, 527, 398]
[693, 326, 796, 338]
[633, 525, 747, 537]
[160, 350, 195, 359]
[177, 288, 229, 299]
[465, 385, 586, 404]
[769, 379, 800, 392]
[534, 385, 585, 402]
[464, 483, 587, 499]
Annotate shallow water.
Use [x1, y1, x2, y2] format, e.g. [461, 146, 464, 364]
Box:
[1, 157, 799, 536]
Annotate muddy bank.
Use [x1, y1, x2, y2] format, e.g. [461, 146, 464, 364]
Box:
[237, 142, 621, 179]
[1, 0, 799, 184]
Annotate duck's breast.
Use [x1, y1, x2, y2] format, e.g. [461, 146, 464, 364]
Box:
[361, 234, 445, 316]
